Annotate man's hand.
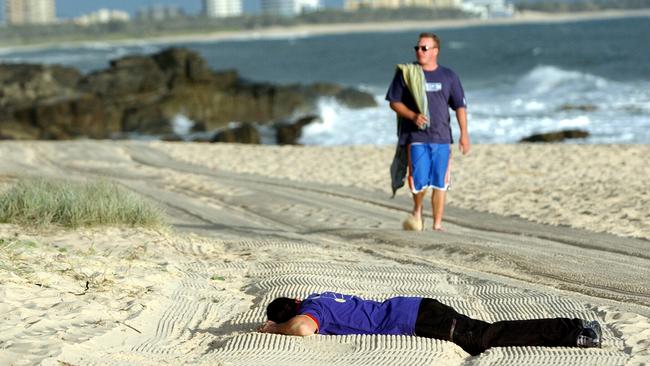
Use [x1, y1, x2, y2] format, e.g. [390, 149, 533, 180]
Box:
[258, 320, 276, 333]
[413, 113, 428, 129]
[459, 134, 471, 155]
[389, 102, 427, 129]
[455, 108, 470, 155]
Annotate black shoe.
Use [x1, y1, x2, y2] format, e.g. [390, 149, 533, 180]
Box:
[576, 320, 602, 348]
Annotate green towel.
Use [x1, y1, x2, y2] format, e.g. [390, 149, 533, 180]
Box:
[390, 63, 430, 197]
[396, 63, 429, 129]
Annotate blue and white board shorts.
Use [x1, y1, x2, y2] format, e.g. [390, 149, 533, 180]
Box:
[407, 143, 451, 193]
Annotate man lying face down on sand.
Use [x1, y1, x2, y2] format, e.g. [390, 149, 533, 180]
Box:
[258, 292, 602, 356]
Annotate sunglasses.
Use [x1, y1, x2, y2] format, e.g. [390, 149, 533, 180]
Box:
[414, 46, 435, 52]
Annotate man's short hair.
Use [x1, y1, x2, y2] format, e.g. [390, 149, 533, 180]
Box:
[266, 297, 299, 323]
[419, 32, 441, 49]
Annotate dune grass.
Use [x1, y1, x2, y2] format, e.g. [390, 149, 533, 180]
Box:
[0, 177, 165, 228]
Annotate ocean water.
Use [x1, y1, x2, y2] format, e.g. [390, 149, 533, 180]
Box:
[2, 17, 649, 144]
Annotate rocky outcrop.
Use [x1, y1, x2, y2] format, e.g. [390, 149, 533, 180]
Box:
[0, 64, 81, 107]
[558, 104, 597, 112]
[519, 129, 590, 143]
[210, 123, 261, 144]
[275, 115, 320, 145]
[0, 48, 377, 141]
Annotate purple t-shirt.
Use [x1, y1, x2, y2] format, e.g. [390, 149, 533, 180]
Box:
[385, 64, 466, 145]
[299, 292, 422, 335]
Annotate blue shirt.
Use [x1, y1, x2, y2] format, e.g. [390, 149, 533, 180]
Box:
[385, 64, 466, 145]
[299, 292, 422, 335]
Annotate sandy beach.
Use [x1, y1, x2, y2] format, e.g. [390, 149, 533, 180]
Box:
[0, 141, 649, 365]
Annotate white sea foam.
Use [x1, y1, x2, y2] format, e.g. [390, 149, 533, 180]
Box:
[558, 116, 591, 128]
[171, 114, 195, 136]
[299, 97, 397, 146]
[516, 65, 609, 96]
[512, 99, 546, 112]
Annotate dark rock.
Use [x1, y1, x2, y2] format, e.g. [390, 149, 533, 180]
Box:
[0, 64, 81, 107]
[152, 48, 214, 86]
[519, 129, 590, 143]
[212, 70, 239, 89]
[21, 95, 119, 139]
[80, 56, 167, 97]
[0, 47, 376, 141]
[335, 87, 377, 108]
[211, 123, 260, 144]
[305, 82, 377, 108]
[275, 115, 320, 145]
[122, 105, 167, 134]
[558, 104, 598, 112]
[309, 82, 343, 96]
[0, 118, 41, 139]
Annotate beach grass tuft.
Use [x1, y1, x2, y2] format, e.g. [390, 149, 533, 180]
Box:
[0, 177, 165, 228]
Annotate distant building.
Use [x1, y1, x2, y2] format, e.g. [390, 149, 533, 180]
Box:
[137, 5, 185, 21]
[261, 0, 321, 16]
[4, 0, 56, 25]
[75, 8, 130, 25]
[461, 0, 514, 18]
[344, 0, 459, 10]
[261, 0, 295, 16]
[203, 0, 243, 18]
[295, 0, 321, 13]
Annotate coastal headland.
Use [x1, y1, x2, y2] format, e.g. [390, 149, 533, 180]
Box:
[0, 48, 375, 142]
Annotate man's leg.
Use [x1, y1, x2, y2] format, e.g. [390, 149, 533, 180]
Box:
[430, 144, 451, 231]
[415, 298, 490, 355]
[412, 190, 427, 220]
[478, 318, 586, 350]
[403, 144, 430, 231]
[432, 189, 445, 230]
[415, 298, 600, 356]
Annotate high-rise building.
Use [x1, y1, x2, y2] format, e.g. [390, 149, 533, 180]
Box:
[75, 8, 130, 26]
[261, 0, 295, 16]
[5, 0, 56, 25]
[261, 0, 321, 16]
[137, 5, 185, 21]
[203, 0, 243, 18]
[344, 0, 458, 10]
[461, 0, 514, 18]
[295, 0, 321, 13]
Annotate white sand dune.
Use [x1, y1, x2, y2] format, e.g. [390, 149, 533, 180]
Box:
[0, 141, 648, 365]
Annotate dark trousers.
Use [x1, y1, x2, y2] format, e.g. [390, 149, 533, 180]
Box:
[414, 298, 584, 356]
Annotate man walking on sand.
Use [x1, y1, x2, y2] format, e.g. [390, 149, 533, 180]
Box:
[258, 292, 602, 356]
[386, 33, 470, 231]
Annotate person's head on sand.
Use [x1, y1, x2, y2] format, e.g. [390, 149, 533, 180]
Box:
[415, 32, 440, 70]
[266, 297, 300, 323]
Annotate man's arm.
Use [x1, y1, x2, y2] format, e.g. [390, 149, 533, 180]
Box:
[258, 315, 318, 336]
[389, 102, 428, 129]
[455, 107, 470, 155]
